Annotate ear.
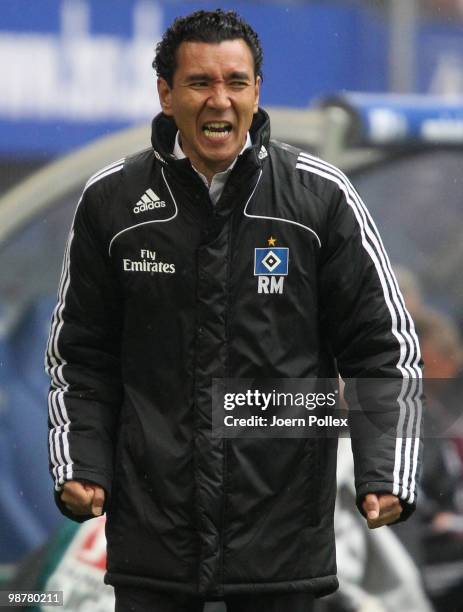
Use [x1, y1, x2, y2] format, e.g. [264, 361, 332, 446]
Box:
[157, 78, 173, 116]
[253, 76, 261, 113]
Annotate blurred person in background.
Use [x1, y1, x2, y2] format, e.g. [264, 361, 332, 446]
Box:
[45, 8, 422, 612]
[393, 265, 424, 321]
[423, 0, 463, 19]
[315, 437, 433, 612]
[418, 308, 463, 379]
[414, 307, 463, 612]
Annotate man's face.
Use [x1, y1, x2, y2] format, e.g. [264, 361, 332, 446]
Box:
[157, 39, 261, 181]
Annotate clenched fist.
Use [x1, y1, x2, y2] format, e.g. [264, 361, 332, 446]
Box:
[362, 493, 403, 529]
[61, 480, 106, 517]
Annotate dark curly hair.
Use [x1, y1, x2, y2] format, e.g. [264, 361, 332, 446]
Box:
[153, 9, 263, 87]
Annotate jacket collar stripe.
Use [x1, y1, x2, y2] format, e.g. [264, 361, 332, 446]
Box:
[243, 171, 322, 248]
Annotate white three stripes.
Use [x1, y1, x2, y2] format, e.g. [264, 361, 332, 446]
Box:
[45, 159, 124, 490]
[296, 151, 422, 504]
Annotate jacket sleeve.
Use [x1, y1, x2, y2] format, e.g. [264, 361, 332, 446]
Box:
[45, 175, 123, 521]
[318, 171, 423, 522]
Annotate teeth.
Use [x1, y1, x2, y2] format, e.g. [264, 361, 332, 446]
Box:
[204, 122, 230, 129]
[203, 129, 229, 139]
[202, 121, 231, 140]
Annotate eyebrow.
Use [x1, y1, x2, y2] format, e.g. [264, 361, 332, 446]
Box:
[184, 71, 252, 83]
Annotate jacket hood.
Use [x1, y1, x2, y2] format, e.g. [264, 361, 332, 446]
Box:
[150, 107, 271, 167]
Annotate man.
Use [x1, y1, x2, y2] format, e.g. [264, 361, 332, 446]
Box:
[46, 9, 422, 612]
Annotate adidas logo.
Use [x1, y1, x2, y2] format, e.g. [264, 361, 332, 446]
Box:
[133, 188, 166, 214]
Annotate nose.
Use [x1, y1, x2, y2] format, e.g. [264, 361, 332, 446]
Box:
[206, 83, 231, 110]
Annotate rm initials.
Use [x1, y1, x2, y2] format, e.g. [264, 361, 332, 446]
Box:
[257, 276, 284, 294]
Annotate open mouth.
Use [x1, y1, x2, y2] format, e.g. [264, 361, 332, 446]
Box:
[202, 122, 232, 139]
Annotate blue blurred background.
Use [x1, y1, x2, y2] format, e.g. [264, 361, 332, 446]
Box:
[1, 0, 463, 159]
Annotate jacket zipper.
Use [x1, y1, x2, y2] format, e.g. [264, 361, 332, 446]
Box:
[218, 210, 234, 594]
[217, 169, 263, 591]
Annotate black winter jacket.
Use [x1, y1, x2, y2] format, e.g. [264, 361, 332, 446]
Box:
[46, 109, 422, 597]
